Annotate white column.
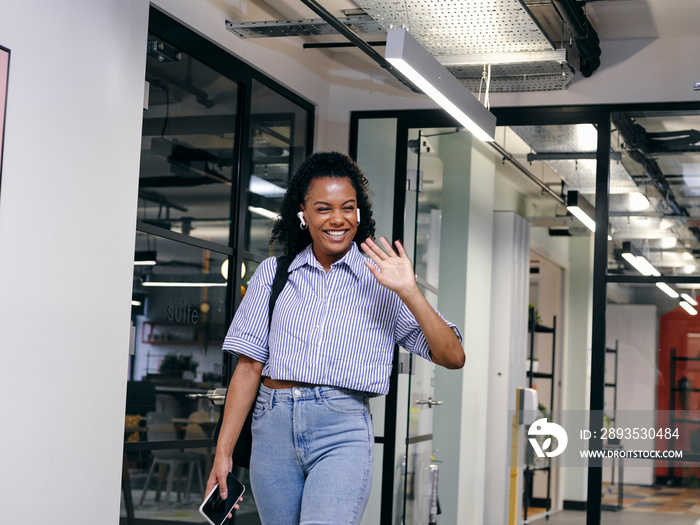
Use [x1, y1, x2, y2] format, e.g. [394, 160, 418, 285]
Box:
[434, 134, 496, 525]
[561, 235, 595, 504]
[484, 212, 531, 525]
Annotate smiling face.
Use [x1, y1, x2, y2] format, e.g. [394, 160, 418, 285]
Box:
[300, 176, 358, 271]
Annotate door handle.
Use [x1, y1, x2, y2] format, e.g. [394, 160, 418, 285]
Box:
[187, 387, 227, 405]
[416, 397, 443, 408]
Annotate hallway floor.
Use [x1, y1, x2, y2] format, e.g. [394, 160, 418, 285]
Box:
[538, 509, 700, 524]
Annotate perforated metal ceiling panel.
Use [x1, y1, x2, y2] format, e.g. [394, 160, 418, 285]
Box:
[354, 0, 572, 91]
[225, 15, 384, 38]
[354, 0, 553, 54]
[512, 125, 638, 194]
[448, 61, 573, 92]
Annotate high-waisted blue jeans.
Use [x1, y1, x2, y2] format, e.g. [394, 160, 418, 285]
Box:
[249, 383, 374, 525]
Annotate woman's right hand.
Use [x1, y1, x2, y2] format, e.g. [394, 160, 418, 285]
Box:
[206, 453, 234, 502]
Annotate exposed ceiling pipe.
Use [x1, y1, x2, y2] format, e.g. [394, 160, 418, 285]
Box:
[612, 112, 700, 244]
[489, 141, 566, 206]
[298, 0, 420, 93]
[550, 0, 601, 77]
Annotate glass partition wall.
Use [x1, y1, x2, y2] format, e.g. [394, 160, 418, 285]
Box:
[121, 9, 312, 524]
[353, 104, 700, 525]
[505, 106, 700, 524]
[601, 109, 700, 523]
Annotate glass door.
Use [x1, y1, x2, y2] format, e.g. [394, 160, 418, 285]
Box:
[400, 127, 451, 525]
[353, 116, 463, 525]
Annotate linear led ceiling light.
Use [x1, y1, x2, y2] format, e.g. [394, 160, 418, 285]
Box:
[680, 301, 699, 316]
[249, 206, 280, 221]
[141, 275, 226, 288]
[385, 29, 497, 143]
[134, 250, 157, 266]
[656, 282, 679, 299]
[566, 191, 596, 233]
[621, 245, 660, 277]
[681, 293, 699, 307]
[142, 281, 227, 288]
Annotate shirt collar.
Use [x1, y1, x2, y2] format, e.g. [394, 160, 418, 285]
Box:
[288, 242, 365, 279]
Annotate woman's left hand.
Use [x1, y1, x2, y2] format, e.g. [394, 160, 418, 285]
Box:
[361, 237, 418, 298]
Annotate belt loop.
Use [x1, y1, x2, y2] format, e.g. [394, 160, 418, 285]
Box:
[314, 386, 322, 402]
[267, 388, 274, 410]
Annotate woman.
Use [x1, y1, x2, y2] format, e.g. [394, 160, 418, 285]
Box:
[207, 151, 465, 524]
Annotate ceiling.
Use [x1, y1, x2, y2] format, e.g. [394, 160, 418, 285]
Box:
[212, 1, 700, 292]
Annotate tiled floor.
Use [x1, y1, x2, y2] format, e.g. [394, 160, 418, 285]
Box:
[601, 485, 700, 516]
[540, 509, 700, 524]
[530, 486, 700, 524]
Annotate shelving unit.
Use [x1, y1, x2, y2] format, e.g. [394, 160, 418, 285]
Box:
[668, 348, 700, 483]
[602, 341, 623, 511]
[524, 313, 556, 522]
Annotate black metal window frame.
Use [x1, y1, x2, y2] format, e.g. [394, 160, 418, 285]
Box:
[124, 6, 315, 457]
[351, 100, 700, 525]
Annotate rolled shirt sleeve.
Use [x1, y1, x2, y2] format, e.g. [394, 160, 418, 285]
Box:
[222, 257, 277, 364]
[394, 301, 463, 362]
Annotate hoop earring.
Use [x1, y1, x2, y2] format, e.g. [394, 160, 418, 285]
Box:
[357, 208, 361, 224]
[297, 211, 308, 230]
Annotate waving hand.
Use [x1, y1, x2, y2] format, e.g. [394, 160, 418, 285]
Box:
[360, 237, 417, 298]
[361, 236, 465, 371]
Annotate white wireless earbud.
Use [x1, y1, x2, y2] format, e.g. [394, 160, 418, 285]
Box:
[357, 208, 361, 224]
[297, 211, 307, 229]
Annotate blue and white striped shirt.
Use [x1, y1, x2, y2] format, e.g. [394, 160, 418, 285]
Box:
[222, 243, 462, 395]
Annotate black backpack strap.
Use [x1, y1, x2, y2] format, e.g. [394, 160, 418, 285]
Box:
[268, 255, 292, 328]
[214, 255, 292, 469]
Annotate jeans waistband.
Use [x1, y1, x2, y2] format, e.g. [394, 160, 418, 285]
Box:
[257, 383, 368, 408]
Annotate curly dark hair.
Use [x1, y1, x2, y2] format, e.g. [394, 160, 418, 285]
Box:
[270, 151, 376, 257]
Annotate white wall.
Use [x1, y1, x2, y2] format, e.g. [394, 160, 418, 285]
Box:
[491, 36, 700, 107]
[0, 0, 149, 522]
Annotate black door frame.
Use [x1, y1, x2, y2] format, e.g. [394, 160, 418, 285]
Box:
[122, 7, 314, 525]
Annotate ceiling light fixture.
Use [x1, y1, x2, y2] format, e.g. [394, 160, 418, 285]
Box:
[141, 275, 226, 288]
[628, 192, 650, 211]
[656, 282, 679, 299]
[249, 206, 280, 221]
[134, 250, 157, 266]
[680, 301, 698, 316]
[385, 29, 497, 142]
[681, 293, 699, 307]
[621, 245, 661, 277]
[141, 281, 227, 288]
[566, 191, 596, 233]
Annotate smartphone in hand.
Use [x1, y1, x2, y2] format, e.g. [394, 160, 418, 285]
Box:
[199, 471, 246, 525]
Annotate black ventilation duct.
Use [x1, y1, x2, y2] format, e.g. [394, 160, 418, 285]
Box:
[550, 0, 601, 77]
